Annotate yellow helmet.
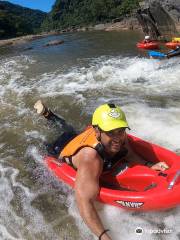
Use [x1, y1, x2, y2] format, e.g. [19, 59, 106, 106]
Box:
[92, 103, 129, 131]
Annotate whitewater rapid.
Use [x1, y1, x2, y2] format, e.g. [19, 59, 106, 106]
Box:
[0, 41, 180, 240]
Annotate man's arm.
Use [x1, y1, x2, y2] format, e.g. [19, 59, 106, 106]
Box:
[75, 147, 112, 240]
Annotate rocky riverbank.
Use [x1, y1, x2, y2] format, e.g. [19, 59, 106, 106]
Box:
[60, 17, 141, 32]
[0, 18, 141, 48]
[0, 31, 60, 47]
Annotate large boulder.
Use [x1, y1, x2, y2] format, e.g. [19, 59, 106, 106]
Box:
[137, 0, 180, 39]
[162, 0, 180, 31]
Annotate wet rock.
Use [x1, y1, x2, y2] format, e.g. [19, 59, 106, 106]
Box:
[137, 0, 180, 39]
[23, 47, 33, 51]
[44, 39, 64, 47]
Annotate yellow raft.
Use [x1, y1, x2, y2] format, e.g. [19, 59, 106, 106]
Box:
[172, 37, 180, 42]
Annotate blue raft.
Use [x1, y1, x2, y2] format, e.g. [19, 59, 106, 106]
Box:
[148, 47, 180, 59]
[148, 50, 167, 59]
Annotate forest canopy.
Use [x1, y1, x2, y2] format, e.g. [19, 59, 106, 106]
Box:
[41, 0, 141, 31]
[0, 1, 46, 39]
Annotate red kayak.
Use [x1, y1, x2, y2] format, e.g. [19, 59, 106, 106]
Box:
[136, 41, 159, 50]
[165, 42, 180, 50]
[45, 134, 180, 211]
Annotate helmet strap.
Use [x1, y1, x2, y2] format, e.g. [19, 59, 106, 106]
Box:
[95, 126, 102, 141]
[99, 130, 102, 142]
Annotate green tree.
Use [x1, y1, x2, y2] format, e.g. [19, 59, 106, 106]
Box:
[41, 0, 141, 31]
[0, 1, 46, 39]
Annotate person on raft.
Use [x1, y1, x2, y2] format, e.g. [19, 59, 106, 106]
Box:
[167, 45, 180, 58]
[34, 100, 169, 240]
[143, 35, 152, 43]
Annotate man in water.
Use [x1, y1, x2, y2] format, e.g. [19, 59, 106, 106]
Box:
[34, 101, 169, 240]
[167, 45, 180, 58]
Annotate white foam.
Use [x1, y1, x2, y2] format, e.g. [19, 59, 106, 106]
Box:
[0, 161, 60, 240]
[0, 166, 25, 239]
[0, 55, 35, 105]
[0, 144, 5, 149]
[0, 225, 18, 240]
[25, 145, 44, 164]
[28, 56, 180, 101]
[24, 130, 46, 142]
[125, 103, 180, 150]
[0, 52, 180, 240]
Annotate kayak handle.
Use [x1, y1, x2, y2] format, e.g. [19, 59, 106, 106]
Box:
[168, 170, 180, 190]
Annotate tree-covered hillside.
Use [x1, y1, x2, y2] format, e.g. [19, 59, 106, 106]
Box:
[41, 0, 141, 31]
[0, 1, 47, 39]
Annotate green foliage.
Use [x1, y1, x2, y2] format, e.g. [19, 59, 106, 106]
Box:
[117, 0, 140, 15]
[41, 0, 141, 31]
[0, 1, 46, 39]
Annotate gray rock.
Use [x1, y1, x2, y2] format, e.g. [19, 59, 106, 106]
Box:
[137, 0, 180, 39]
[44, 39, 64, 47]
[94, 24, 105, 30]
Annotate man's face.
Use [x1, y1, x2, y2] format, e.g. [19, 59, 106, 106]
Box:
[96, 128, 127, 154]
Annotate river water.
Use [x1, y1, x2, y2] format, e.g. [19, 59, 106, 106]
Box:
[0, 30, 180, 240]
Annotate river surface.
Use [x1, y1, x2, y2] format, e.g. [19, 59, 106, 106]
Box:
[0, 30, 180, 240]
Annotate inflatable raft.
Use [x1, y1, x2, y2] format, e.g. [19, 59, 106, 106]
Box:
[45, 134, 180, 211]
[165, 42, 180, 50]
[148, 48, 180, 59]
[136, 41, 159, 50]
[172, 37, 180, 42]
[148, 50, 167, 59]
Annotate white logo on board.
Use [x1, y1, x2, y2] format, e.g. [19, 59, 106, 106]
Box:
[116, 200, 144, 208]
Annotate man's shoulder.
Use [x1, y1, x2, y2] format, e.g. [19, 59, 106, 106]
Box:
[78, 146, 101, 159]
[76, 146, 102, 168]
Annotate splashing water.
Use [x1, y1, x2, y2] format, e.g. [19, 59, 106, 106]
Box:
[0, 32, 180, 240]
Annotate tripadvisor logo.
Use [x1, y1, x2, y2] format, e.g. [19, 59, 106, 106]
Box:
[135, 227, 143, 235]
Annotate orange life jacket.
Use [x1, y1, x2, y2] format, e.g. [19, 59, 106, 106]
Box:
[60, 126, 101, 159]
[59, 126, 128, 172]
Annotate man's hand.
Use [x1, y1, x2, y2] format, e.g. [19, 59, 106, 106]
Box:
[151, 162, 169, 171]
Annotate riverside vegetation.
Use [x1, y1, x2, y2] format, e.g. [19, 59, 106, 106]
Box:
[0, 1, 46, 39]
[0, 0, 141, 40]
[41, 0, 141, 31]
